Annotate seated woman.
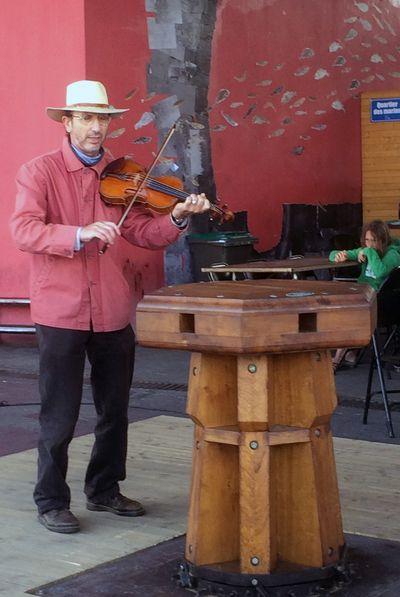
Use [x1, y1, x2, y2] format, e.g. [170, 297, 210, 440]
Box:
[329, 220, 400, 371]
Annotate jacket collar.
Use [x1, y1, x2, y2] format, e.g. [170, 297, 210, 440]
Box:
[62, 135, 108, 176]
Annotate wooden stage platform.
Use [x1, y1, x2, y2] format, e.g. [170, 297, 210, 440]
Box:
[1, 415, 400, 595]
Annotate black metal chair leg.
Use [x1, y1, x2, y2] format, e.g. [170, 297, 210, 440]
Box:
[373, 333, 395, 438]
[363, 344, 375, 425]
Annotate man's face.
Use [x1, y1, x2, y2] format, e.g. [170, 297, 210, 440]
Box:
[62, 112, 111, 156]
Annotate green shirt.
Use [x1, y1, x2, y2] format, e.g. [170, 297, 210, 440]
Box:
[329, 243, 400, 290]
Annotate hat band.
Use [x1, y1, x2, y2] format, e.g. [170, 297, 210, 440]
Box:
[68, 103, 111, 109]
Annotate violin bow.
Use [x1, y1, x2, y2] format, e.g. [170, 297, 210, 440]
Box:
[99, 122, 177, 255]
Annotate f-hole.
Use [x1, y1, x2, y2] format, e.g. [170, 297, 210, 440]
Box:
[180, 313, 195, 333]
[298, 312, 317, 333]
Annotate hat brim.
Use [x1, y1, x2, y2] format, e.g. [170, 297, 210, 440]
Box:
[46, 106, 129, 122]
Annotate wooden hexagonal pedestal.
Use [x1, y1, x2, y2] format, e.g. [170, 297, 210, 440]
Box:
[136, 279, 376, 590]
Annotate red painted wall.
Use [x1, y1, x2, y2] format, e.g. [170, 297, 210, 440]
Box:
[0, 0, 86, 326]
[0, 0, 163, 327]
[84, 0, 166, 310]
[209, 0, 400, 250]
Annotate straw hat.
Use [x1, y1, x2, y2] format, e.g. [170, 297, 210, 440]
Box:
[46, 80, 129, 122]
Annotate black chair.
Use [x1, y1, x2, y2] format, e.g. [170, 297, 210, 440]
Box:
[363, 267, 400, 437]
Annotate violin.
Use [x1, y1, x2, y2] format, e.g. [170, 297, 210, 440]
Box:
[99, 157, 234, 224]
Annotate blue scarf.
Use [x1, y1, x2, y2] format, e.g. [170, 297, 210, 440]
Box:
[71, 143, 104, 166]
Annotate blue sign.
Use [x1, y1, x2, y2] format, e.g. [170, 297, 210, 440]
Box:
[371, 98, 400, 122]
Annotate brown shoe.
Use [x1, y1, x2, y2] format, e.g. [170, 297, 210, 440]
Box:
[38, 508, 80, 534]
[87, 492, 145, 517]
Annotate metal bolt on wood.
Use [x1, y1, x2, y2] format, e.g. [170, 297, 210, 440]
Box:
[248, 363, 257, 373]
[250, 440, 259, 450]
[314, 428, 321, 437]
[192, 367, 197, 376]
[251, 556, 260, 566]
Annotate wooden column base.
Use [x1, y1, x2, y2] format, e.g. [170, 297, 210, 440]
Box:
[185, 350, 344, 575]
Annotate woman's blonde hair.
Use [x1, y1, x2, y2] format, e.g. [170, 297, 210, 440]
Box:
[361, 220, 391, 256]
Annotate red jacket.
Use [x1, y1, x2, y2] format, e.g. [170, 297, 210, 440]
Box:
[10, 137, 182, 331]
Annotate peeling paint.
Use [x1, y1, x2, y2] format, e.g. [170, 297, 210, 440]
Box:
[344, 28, 358, 41]
[106, 127, 126, 139]
[389, 71, 400, 78]
[187, 121, 205, 130]
[134, 112, 155, 129]
[355, 2, 369, 13]
[315, 110, 327, 115]
[294, 66, 310, 76]
[372, 14, 385, 28]
[243, 104, 257, 119]
[132, 136, 152, 144]
[141, 92, 156, 102]
[124, 87, 138, 100]
[295, 111, 307, 116]
[234, 71, 247, 82]
[359, 18, 372, 31]
[386, 54, 398, 62]
[188, 129, 204, 175]
[371, 53, 384, 63]
[147, 17, 177, 49]
[221, 111, 238, 126]
[362, 75, 376, 83]
[329, 41, 343, 52]
[375, 35, 388, 44]
[314, 68, 329, 80]
[299, 48, 315, 59]
[212, 124, 227, 132]
[256, 60, 268, 66]
[291, 97, 306, 108]
[230, 102, 244, 108]
[292, 146, 304, 156]
[271, 85, 284, 95]
[269, 128, 285, 137]
[333, 56, 347, 66]
[344, 16, 358, 23]
[332, 100, 345, 111]
[282, 117, 292, 124]
[281, 91, 297, 103]
[215, 89, 230, 103]
[383, 17, 396, 35]
[300, 135, 311, 141]
[263, 101, 276, 111]
[256, 79, 273, 86]
[349, 79, 361, 89]
[253, 115, 268, 124]
[312, 124, 328, 131]
[376, 73, 386, 80]
[274, 63, 285, 70]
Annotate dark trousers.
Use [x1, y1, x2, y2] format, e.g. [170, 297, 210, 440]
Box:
[34, 324, 135, 514]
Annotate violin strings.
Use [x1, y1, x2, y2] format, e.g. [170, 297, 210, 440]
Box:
[105, 172, 225, 216]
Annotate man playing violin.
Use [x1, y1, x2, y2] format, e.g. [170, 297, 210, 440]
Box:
[10, 80, 210, 534]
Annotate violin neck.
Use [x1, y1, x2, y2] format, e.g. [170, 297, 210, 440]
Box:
[146, 179, 226, 220]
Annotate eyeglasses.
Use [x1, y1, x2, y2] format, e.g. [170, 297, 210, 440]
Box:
[71, 113, 112, 126]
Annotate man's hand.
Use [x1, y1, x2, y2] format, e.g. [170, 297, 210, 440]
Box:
[334, 250, 348, 263]
[80, 221, 121, 245]
[171, 193, 210, 221]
